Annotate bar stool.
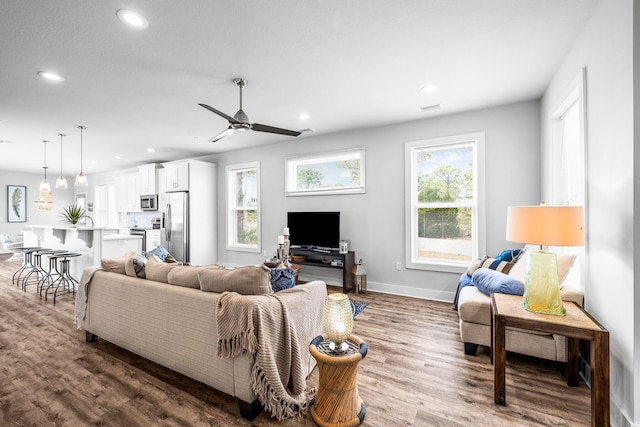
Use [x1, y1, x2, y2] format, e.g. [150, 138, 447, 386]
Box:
[45, 252, 81, 304]
[12, 247, 42, 287]
[20, 248, 52, 291]
[38, 250, 69, 298]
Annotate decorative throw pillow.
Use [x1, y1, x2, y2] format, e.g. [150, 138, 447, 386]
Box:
[167, 264, 224, 289]
[270, 267, 296, 292]
[124, 253, 147, 279]
[101, 251, 136, 275]
[472, 268, 524, 297]
[145, 245, 171, 262]
[145, 255, 183, 283]
[198, 265, 272, 295]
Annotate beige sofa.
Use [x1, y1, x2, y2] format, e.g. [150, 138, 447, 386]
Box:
[457, 252, 583, 362]
[78, 268, 326, 420]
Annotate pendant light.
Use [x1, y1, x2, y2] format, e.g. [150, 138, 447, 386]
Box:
[35, 140, 54, 210]
[75, 125, 88, 187]
[55, 133, 68, 189]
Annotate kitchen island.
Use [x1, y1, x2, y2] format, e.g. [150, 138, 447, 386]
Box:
[23, 225, 141, 279]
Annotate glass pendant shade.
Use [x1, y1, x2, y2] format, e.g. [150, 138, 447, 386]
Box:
[75, 125, 88, 187]
[35, 139, 54, 210]
[55, 133, 68, 189]
[323, 293, 353, 352]
[56, 176, 68, 189]
[75, 172, 88, 187]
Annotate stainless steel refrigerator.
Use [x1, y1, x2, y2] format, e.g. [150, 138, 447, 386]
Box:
[161, 191, 189, 263]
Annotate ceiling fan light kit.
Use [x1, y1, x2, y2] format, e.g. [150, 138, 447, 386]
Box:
[199, 78, 302, 143]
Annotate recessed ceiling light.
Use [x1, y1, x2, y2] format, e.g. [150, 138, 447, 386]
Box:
[115, 155, 125, 159]
[91, 160, 97, 164]
[37, 71, 65, 82]
[420, 84, 439, 94]
[116, 9, 149, 29]
[146, 148, 156, 153]
[298, 113, 310, 120]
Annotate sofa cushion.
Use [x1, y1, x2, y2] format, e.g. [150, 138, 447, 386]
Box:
[101, 251, 136, 275]
[270, 267, 296, 292]
[198, 265, 272, 295]
[145, 255, 184, 283]
[124, 253, 147, 279]
[167, 264, 225, 289]
[471, 269, 524, 297]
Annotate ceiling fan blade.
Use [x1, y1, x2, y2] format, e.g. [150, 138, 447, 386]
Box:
[252, 123, 301, 137]
[209, 128, 236, 143]
[199, 103, 241, 124]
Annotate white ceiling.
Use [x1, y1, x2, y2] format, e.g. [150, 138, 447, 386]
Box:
[0, 0, 598, 175]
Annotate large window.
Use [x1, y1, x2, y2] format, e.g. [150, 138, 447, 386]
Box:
[226, 162, 260, 252]
[405, 132, 485, 272]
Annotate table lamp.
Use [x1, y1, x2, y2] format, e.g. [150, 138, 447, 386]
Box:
[506, 205, 584, 316]
[323, 293, 353, 352]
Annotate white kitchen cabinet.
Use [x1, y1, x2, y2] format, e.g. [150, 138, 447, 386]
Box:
[102, 236, 142, 258]
[138, 163, 159, 195]
[164, 161, 189, 191]
[115, 172, 139, 214]
[146, 229, 161, 251]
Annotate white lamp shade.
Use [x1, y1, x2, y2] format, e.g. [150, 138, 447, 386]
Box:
[39, 179, 51, 193]
[506, 206, 584, 246]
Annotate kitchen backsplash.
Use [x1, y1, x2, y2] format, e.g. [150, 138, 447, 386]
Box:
[127, 211, 161, 229]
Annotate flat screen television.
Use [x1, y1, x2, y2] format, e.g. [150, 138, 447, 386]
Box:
[287, 211, 340, 250]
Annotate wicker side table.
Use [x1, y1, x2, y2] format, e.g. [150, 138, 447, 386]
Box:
[309, 335, 368, 427]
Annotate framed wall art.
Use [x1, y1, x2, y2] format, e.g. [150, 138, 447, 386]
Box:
[7, 185, 27, 222]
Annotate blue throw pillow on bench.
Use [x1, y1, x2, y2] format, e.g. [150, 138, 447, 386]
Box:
[270, 267, 296, 292]
[472, 268, 524, 297]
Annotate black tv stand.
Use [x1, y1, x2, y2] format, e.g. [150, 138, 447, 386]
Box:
[290, 248, 355, 293]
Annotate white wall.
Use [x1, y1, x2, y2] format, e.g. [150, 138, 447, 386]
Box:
[0, 170, 75, 239]
[205, 100, 540, 301]
[541, 0, 636, 425]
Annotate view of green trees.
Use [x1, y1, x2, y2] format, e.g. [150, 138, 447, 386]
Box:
[297, 160, 360, 189]
[235, 169, 258, 245]
[416, 149, 473, 240]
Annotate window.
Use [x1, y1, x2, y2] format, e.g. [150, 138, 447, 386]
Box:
[285, 148, 365, 196]
[405, 132, 485, 272]
[226, 162, 260, 252]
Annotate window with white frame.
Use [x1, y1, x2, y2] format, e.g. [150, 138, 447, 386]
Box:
[226, 162, 260, 252]
[405, 132, 485, 272]
[285, 148, 365, 196]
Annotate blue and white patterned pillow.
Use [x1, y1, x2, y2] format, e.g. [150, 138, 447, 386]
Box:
[270, 267, 296, 292]
[145, 245, 170, 261]
[125, 253, 148, 278]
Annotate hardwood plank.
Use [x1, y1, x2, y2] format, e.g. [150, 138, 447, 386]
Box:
[0, 260, 592, 426]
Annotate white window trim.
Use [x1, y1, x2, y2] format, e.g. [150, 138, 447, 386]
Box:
[404, 132, 486, 273]
[285, 148, 366, 196]
[226, 162, 261, 253]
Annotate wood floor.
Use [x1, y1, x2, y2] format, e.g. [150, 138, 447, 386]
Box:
[0, 260, 592, 426]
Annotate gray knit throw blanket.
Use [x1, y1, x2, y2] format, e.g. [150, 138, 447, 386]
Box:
[216, 281, 326, 420]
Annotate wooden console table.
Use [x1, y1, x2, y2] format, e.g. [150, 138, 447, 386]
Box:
[491, 293, 609, 427]
[290, 248, 355, 293]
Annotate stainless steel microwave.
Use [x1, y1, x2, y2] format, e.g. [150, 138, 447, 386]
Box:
[140, 194, 158, 211]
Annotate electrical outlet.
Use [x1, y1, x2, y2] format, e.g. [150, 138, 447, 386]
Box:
[395, 261, 402, 271]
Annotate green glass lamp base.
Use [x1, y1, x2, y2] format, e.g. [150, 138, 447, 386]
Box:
[522, 250, 566, 316]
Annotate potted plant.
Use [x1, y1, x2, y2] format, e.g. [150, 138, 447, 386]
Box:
[60, 204, 87, 225]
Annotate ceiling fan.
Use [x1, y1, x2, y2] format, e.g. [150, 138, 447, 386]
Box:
[199, 78, 301, 143]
